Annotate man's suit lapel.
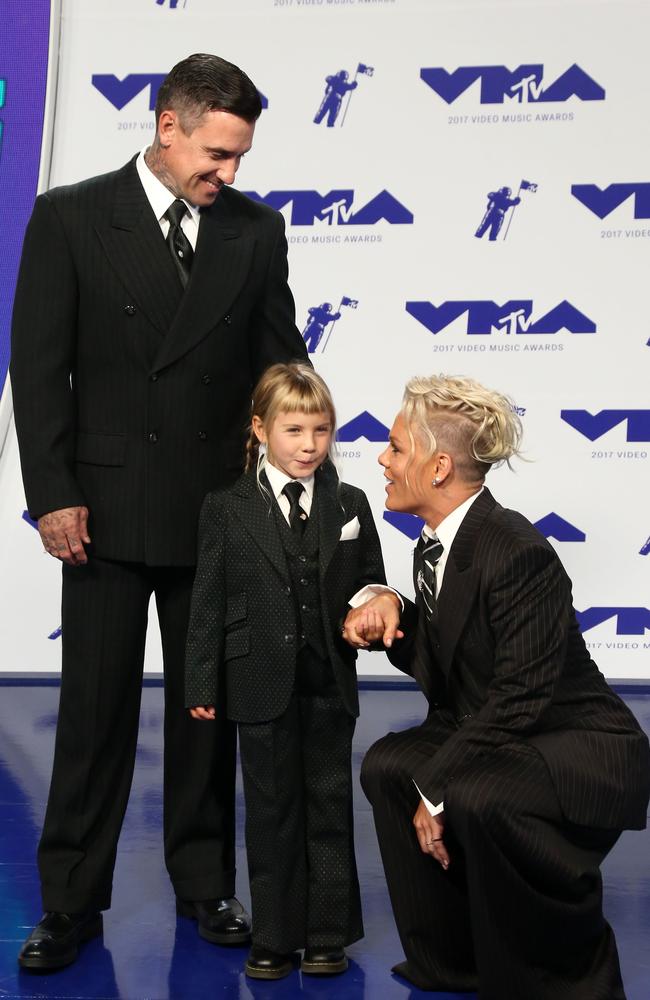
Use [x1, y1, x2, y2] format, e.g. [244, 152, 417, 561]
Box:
[230, 473, 291, 586]
[436, 489, 497, 677]
[95, 159, 255, 370]
[153, 195, 255, 373]
[95, 158, 183, 336]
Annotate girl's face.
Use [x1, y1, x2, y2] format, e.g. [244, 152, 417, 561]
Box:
[253, 409, 333, 479]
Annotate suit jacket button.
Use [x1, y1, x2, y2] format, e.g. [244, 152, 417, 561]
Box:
[202, 374, 211, 385]
[285, 586, 291, 595]
[223, 314, 232, 324]
[150, 373, 158, 382]
[284, 634, 294, 644]
[198, 431, 207, 441]
[148, 431, 158, 443]
[124, 304, 136, 315]
[300, 578, 308, 586]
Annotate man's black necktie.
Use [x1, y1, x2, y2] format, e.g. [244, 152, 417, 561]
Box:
[164, 199, 193, 288]
[415, 530, 444, 619]
[282, 482, 308, 535]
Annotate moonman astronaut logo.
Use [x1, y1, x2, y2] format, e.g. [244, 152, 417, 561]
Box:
[314, 64, 374, 127]
[475, 180, 537, 240]
[302, 297, 358, 353]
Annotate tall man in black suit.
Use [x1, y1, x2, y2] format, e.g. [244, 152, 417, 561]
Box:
[10, 52, 308, 969]
[344, 375, 650, 999]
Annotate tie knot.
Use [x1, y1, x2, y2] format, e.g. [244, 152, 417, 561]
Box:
[417, 530, 443, 564]
[282, 481, 304, 506]
[165, 199, 188, 227]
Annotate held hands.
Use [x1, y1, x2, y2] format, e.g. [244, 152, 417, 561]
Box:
[413, 800, 449, 870]
[38, 506, 90, 565]
[342, 593, 404, 649]
[190, 706, 216, 720]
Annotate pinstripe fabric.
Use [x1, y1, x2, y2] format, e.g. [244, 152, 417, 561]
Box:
[363, 488, 649, 998]
[11, 156, 307, 565]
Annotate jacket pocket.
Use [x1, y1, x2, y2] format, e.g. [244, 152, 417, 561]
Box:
[224, 627, 250, 661]
[224, 592, 247, 627]
[75, 431, 126, 467]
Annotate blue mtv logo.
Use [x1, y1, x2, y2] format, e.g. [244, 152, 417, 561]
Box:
[303, 297, 358, 354]
[571, 183, 650, 219]
[337, 412, 389, 442]
[577, 607, 650, 635]
[420, 64, 605, 104]
[92, 73, 268, 111]
[314, 63, 374, 127]
[243, 190, 413, 226]
[406, 300, 596, 336]
[561, 410, 650, 441]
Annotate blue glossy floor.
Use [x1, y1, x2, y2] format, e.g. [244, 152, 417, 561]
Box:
[0, 682, 649, 999]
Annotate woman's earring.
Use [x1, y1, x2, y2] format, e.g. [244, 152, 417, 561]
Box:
[432, 476, 440, 487]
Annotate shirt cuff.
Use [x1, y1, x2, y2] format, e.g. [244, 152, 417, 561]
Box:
[413, 780, 444, 816]
[348, 585, 404, 609]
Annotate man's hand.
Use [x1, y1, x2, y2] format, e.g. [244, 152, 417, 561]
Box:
[190, 706, 216, 720]
[413, 800, 449, 869]
[342, 593, 403, 648]
[38, 506, 91, 566]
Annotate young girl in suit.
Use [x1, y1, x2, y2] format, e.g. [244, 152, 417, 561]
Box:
[185, 362, 386, 980]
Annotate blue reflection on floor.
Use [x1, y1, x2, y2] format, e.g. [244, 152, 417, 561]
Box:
[0, 685, 648, 999]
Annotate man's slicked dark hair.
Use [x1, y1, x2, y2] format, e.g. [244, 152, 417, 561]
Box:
[155, 53, 263, 129]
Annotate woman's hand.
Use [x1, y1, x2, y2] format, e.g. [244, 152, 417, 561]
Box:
[342, 593, 404, 648]
[413, 800, 449, 870]
[189, 705, 216, 720]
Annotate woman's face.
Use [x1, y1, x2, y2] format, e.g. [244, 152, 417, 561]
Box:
[378, 413, 438, 521]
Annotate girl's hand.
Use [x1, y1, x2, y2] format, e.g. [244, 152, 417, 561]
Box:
[189, 705, 216, 720]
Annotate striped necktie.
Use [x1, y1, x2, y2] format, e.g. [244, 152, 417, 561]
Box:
[415, 530, 444, 619]
[164, 199, 193, 288]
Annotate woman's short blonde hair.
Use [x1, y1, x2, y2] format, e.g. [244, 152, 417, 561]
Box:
[401, 374, 523, 481]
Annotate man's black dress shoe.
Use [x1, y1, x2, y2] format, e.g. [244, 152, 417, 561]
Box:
[245, 944, 294, 980]
[176, 897, 251, 945]
[301, 946, 348, 975]
[17, 911, 103, 970]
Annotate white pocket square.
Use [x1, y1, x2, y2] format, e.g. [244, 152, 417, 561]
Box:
[339, 516, 360, 541]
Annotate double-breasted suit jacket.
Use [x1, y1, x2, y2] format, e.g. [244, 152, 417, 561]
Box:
[11, 155, 308, 565]
[389, 488, 650, 831]
[185, 464, 386, 722]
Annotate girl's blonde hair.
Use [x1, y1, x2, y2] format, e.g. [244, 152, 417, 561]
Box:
[401, 374, 523, 482]
[245, 362, 337, 475]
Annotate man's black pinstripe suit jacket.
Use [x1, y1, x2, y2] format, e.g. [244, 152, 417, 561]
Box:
[10, 156, 307, 566]
[389, 488, 650, 832]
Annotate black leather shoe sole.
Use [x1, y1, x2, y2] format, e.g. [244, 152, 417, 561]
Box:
[175, 900, 251, 946]
[301, 953, 348, 975]
[245, 955, 293, 980]
[18, 914, 103, 971]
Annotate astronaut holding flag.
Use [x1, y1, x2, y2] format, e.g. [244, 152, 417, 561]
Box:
[475, 180, 538, 241]
[302, 297, 359, 354]
[314, 64, 374, 127]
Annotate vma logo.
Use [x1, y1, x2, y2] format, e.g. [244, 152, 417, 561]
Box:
[571, 183, 650, 220]
[93, 74, 268, 111]
[578, 607, 650, 636]
[561, 410, 650, 442]
[242, 190, 413, 226]
[533, 513, 585, 542]
[337, 412, 389, 443]
[303, 297, 358, 354]
[421, 64, 605, 105]
[406, 300, 596, 336]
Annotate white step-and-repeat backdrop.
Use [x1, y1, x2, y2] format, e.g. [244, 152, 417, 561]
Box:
[0, 0, 648, 677]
